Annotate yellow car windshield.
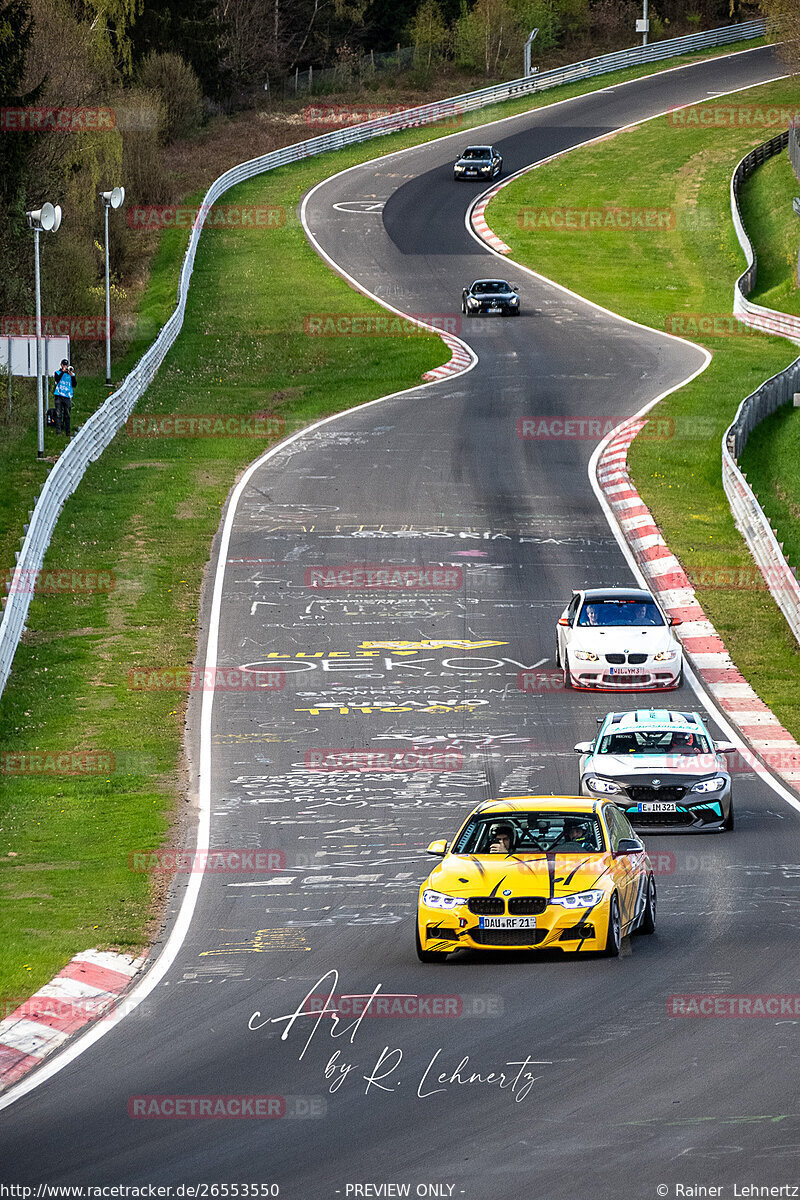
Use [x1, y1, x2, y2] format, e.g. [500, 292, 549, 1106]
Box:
[453, 813, 606, 855]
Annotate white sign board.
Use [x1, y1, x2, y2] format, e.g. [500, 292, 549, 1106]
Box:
[635, 18, 650, 31]
[0, 335, 71, 378]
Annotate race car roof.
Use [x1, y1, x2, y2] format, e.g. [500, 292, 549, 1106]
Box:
[475, 796, 606, 814]
[603, 709, 705, 733]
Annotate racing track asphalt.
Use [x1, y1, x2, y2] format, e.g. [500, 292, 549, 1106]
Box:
[1, 45, 798, 1200]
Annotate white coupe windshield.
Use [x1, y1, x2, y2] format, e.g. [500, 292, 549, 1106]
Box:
[578, 599, 664, 627]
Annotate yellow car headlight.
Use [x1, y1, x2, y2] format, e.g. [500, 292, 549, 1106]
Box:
[422, 888, 467, 911]
[551, 890, 605, 909]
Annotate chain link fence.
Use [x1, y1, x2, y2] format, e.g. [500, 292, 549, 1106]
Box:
[281, 47, 416, 98]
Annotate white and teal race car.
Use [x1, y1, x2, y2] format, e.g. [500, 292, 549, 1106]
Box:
[574, 709, 736, 832]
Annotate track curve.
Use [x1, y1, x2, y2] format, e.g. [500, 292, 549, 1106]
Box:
[1, 46, 797, 1199]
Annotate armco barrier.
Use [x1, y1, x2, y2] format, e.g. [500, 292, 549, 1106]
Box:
[0, 19, 766, 700]
[730, 130, 800, 343]
[723, 135, 800, 646]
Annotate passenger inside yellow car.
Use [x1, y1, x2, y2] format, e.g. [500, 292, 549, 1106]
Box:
[559, 821, 599, 852]
[487, 823, 516, 853]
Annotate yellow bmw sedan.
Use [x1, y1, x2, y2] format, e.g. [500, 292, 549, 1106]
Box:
[416, 797, 656, 960]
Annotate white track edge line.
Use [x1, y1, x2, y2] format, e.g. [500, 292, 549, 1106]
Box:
[0, 45, 782, 1112]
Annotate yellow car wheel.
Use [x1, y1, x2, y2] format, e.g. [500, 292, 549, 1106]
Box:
[602, 893, 622, 957]
[634, 876, 656, 936]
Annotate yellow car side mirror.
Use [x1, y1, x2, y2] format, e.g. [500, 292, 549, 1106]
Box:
[426, 840, 448, 857]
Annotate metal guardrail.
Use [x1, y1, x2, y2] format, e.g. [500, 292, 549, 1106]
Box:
[0, 18, 768, 700]
[723, 136, 800, 646]
[729, 131, 800, 341]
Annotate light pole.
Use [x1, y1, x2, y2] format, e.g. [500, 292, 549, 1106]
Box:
[523, 28, 539, 77]
[26, 202, 62, 459]
[637, 0, 649, 45]
[100, 186, 125, 388]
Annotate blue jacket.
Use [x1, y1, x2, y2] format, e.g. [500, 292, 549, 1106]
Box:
[54, 368, 75, 399]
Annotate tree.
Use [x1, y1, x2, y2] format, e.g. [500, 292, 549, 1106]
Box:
[759, 0, 800, 72]
[66, 0, 143, 75]
[408, 0, 449, 66]
[217, 0, 367, 92]
[129, 0, 225, 98]
[455, 0, 525, 74]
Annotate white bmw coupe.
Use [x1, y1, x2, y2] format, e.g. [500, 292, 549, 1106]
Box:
[556, 587, 683, 691]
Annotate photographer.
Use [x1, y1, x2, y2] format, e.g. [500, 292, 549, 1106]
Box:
[53, 359, 76, 437]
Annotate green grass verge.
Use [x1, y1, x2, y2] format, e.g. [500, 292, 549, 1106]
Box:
[0, 159, 446, 1002]
[486, 75, 800, 740]
[0, 33, 774, 1003]
[0, 33, 767, 583]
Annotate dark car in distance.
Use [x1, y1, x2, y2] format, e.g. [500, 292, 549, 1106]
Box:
[453, 145, 503, 180]
[461, 279, 521, 317]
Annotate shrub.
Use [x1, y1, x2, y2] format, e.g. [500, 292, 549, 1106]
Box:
[118, 89, 173, 206]
[137, 51, 203, 143]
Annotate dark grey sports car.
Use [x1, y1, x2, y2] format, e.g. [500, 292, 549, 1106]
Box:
[453, 145, 503, 180]
[461, 279, 521, 317]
